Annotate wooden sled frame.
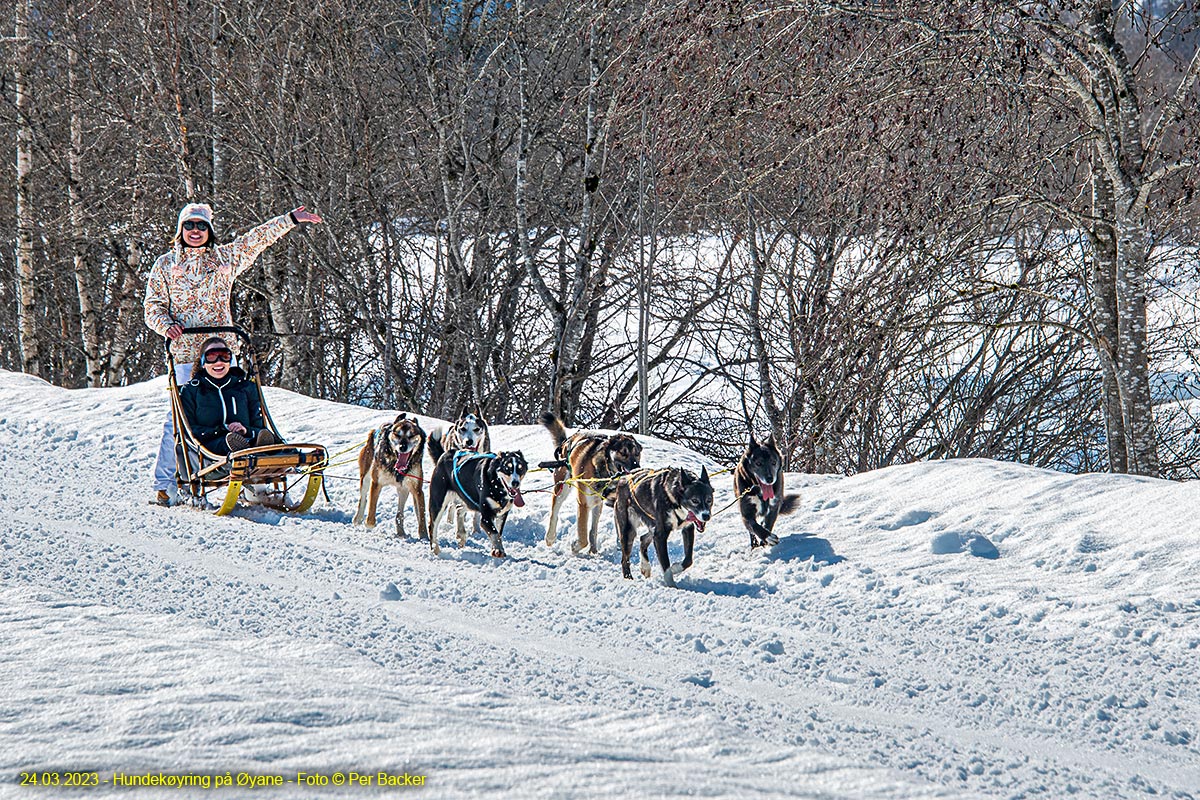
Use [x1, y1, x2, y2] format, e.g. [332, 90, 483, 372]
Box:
[167, 325, 327, 515]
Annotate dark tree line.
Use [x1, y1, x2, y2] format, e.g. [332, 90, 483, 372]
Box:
[3, 0, 1200, 476]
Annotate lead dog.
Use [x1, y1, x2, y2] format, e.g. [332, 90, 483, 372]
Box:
[608, 466, 713, 587]
[733, 433, 800, 549]
[539, 412, 642, 554]
[353, 413, 428, 539]
[427, 433, 527, 558]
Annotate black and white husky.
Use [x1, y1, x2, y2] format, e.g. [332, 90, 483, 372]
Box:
[733, 433, 800, 549]
[427, 407, 489, 539]
[427, 434, 527, 558]
[608, 466, 714, 587]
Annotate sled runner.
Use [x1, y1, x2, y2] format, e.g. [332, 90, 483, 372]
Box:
[167, 326, 327, 515]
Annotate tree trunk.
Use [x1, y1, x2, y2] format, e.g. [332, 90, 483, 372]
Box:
[551, 8, 602, 422]
[166, 3, 195, 198]
[68, 15, 104, 387]
[746, 199, 786, 455]
[257, 158, 299, 388]
[106, 144, 148, 386]
[210, 2, 226, 206]
[1113, 212, 1159, 476]
[1088, 168, 1127, 472]
[1087, 0, 1158, 476]
[14, 0, 41, 377]
[636, 104, 654, 435]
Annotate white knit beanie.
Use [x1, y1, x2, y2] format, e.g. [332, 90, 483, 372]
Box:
[175, 203, 216, 238]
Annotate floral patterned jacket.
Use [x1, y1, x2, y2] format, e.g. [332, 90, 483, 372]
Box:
[144, 214, 295, 363]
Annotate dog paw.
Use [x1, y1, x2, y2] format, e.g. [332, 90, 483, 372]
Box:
[571, 539, 585, 554]
[545, 531, 557, 546]
[640, 563, 652, 579]
[491, 548, 505, 559]
[661, 571, 677, 588]
[767, 533, 779, 546]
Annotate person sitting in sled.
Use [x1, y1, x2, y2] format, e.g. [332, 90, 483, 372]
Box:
[180, 336, 277, 455]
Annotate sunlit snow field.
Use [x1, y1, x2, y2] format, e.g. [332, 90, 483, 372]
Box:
[1, 370, 1198, 799]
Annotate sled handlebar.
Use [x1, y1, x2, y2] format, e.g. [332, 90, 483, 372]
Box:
[164, 325, 254, 358]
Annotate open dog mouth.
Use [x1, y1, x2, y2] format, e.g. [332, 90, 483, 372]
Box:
[509, 484, 525, 508]
[394, 451, 411, 473]
[758, 479, 776, 501]
[687, 511, 707, 532]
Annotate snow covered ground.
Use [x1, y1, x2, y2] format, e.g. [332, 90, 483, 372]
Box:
[1, 370, 1198, 799]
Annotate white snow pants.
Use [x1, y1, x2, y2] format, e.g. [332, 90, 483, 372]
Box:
[153, 363, 193, 491]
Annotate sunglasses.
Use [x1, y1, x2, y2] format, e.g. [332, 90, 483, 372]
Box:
[182, 220, 210, 232]
[203, 349, 232, 364]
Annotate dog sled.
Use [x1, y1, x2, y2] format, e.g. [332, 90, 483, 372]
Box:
[167, 325, 327, 515]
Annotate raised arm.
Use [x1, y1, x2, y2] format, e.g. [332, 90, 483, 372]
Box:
[222, 206, 322, 278]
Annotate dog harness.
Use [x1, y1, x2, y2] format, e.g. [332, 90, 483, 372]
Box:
[452, 451, 496, 506]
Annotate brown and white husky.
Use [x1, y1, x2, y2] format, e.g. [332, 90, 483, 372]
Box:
[353, 413, 428, 539]
[539, 412, 642, 554]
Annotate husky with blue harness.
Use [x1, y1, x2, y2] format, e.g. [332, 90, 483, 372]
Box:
[427, 432, 527, 558]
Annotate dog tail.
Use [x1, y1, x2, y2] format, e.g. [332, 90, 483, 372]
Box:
[779, 493, 801, 516]
[428, 429, 446, 462]
[539, 412, 568, 448]
[357, 428, 376, 478]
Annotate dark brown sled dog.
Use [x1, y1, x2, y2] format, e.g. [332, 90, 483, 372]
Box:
[733, 433, 800, 549]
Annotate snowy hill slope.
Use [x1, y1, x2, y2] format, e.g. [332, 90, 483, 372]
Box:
[1, 370, 1198, 799]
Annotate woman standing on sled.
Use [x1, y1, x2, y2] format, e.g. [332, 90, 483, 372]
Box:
[144, 202, 323, 505]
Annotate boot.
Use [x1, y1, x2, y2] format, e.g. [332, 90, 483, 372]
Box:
[255, 429, 278, 447]
[152, 489, 172, 507]
[226, 431, 250, 452]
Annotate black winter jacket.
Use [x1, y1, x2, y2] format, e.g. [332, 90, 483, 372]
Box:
[179, 367, 265, 450]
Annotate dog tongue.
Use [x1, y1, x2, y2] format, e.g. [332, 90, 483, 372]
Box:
[759, 480, 775, 500]
[394, 452, 411, 473]
[687, 512, 706, 532]
[511, 486, 525, 508]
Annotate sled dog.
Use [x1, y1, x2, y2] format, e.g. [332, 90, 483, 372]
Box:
[441, 405, 491, 453]
[353, 413, 428, 539]
[539, 412, 642, 554]
[427, 434, 527, 558]
[608, 466, 713, 587]
[733, 433, 800, 549]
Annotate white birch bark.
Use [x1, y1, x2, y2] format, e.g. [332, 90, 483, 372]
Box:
[1087, 169, 1127, 472]
[14, 0, 40, 376]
